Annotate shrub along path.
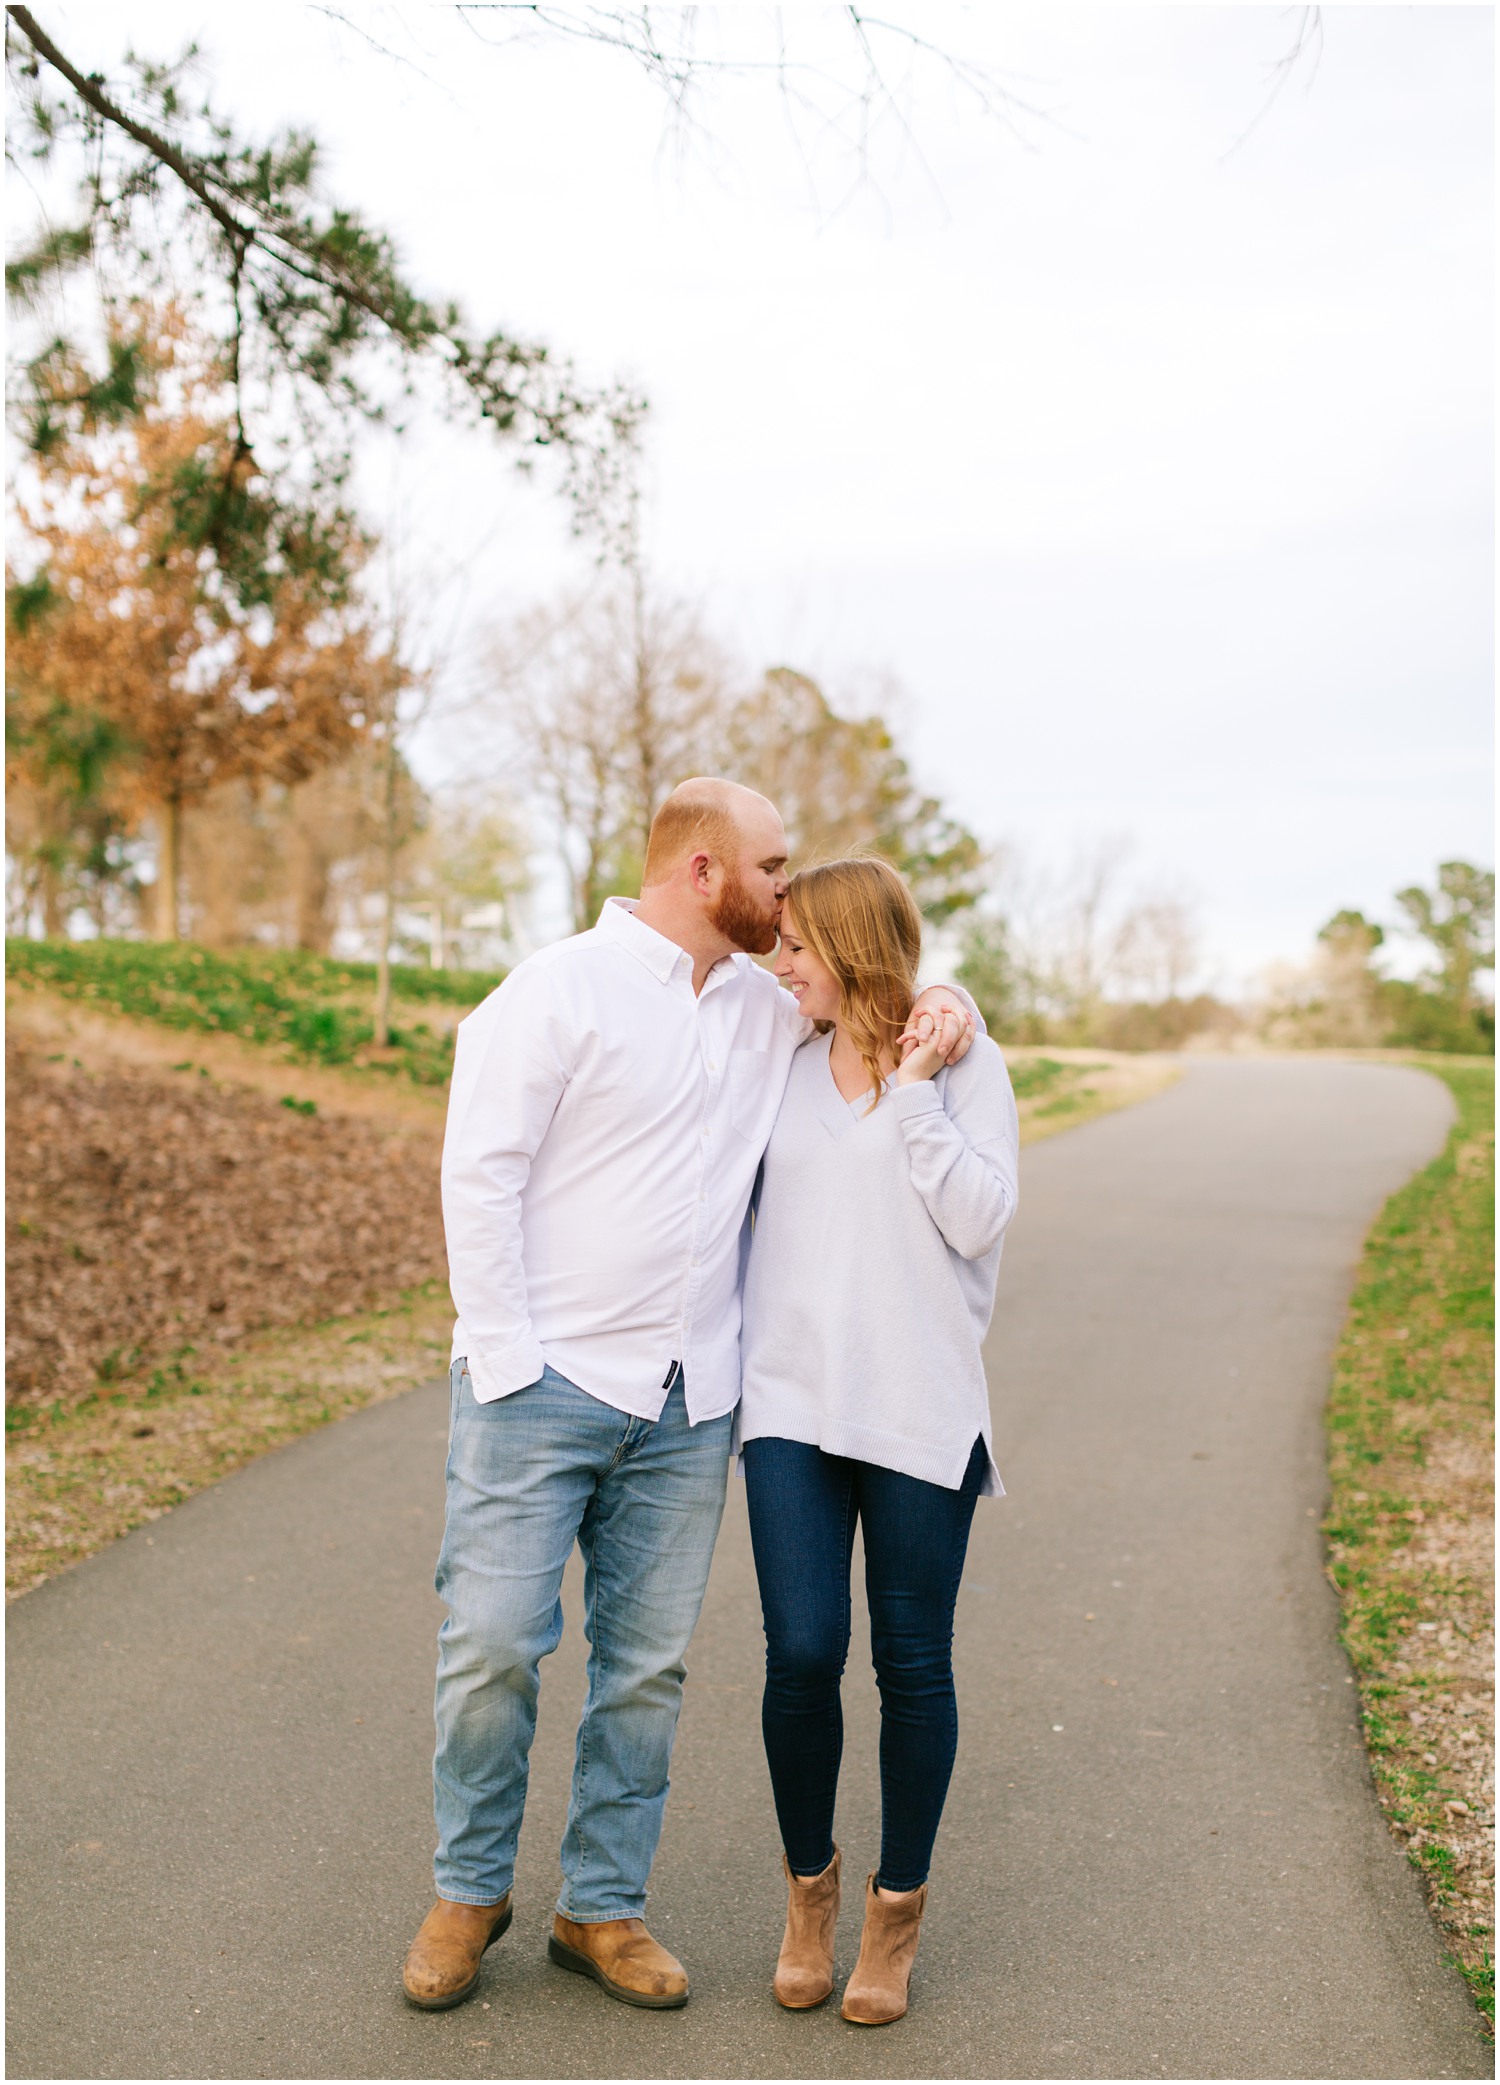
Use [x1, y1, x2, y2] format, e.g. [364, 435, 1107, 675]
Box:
[5, 1056, 1489, 2079]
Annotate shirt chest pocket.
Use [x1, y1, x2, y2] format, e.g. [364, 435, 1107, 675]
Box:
[725, 1049, 772, 1139]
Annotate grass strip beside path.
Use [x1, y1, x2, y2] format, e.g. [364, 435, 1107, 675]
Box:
[1006, 1046, 1180, 1143]
[1324, 1058, 1495, 2028]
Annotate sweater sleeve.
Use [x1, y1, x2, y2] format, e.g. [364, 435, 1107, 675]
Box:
[888, 1038, 1019, 1261]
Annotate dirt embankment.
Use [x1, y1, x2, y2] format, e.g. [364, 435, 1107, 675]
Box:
[6, 1030, 446, 1415]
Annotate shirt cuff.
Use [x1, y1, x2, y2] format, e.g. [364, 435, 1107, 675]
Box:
[891, 1081, 944, 1120]
[464, 1337, 547, 1404]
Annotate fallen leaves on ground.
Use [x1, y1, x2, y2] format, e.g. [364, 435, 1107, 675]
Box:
[6, 1034, 446, 1414]
[5, 1281, 454, 1599]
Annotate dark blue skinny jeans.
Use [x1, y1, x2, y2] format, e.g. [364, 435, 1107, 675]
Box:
[742, 1434, 985, 1894]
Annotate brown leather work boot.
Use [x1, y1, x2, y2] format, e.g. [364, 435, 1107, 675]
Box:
[840, 1875, 927, 2025]
[774, 1848, 841, 2009]
[548, 1914, 690, 2008]
[402, 1894, 513, 2010]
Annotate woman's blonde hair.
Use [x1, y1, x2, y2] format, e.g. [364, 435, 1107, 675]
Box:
[786, 855, 924, 1108]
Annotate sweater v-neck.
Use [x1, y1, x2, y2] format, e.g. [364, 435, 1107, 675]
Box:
[822, 1031, 897, 1122]
[809, 1033, 882, 1139]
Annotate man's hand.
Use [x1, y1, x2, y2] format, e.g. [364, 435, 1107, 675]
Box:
[900, 986, 977, 1066]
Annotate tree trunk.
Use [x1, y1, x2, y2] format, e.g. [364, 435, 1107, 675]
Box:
[40, 854, 66, 939]
[294, 832, 333, 953]
[155, 795, 183, 940]
[372, 903, 392, 1045]
[372, 721, 398, 1048]
[629, 554, 658, 853]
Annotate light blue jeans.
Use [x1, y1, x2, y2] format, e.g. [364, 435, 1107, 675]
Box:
[432, 1360, 731, 1918]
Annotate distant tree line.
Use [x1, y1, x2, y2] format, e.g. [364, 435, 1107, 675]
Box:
[5, 306, 985, 959]
[1260, 865, 1494, 1056]
[492, 586, 983, 937]
[954, 839, 1233, 1052]
[956, 853, 1494, 1058]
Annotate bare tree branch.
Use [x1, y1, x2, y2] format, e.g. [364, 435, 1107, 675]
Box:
[449, 2, 1062, 209]
[1222, 4, 1324, 161]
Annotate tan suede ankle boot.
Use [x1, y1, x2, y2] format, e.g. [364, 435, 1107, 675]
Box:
[774, 1847, 841, 2009]
[840, 1874, 927, 2025]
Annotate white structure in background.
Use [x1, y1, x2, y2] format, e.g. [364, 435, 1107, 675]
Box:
[330, 891, 532, 976]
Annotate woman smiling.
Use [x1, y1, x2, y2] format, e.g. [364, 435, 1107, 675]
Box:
[736, 854, 1019, 2026]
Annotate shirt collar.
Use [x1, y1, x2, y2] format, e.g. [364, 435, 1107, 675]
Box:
[597, 895, 745, 991]
[598, 896, 691, 984]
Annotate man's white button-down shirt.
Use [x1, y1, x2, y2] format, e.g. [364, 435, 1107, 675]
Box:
[441, 897, 811, 1424]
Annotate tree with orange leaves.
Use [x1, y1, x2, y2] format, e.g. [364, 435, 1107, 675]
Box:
[6, 309, 389, 937]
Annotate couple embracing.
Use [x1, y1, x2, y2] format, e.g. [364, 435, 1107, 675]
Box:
[403, 778, 1019, 2028]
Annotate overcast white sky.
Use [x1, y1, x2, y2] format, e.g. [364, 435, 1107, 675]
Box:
[14, 4, 1496, 986]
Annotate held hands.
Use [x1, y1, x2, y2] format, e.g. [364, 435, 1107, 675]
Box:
[896, 1004, 973, 1085]
[898, 988, 976, 1078]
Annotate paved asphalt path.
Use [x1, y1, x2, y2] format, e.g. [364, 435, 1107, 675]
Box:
[8, 1058, 1491, 2081]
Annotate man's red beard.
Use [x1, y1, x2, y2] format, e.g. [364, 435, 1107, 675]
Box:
[710, 867, 779, 955]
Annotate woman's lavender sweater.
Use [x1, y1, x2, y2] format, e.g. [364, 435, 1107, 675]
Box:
[736, 1029, 1019, 1495]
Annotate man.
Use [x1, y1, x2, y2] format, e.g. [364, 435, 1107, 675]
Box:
[402, 778, 975, 2013]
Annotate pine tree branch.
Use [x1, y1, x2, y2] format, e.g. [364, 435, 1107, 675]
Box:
[8, 9, 420, 348]
[4, 7, 618, 425]
[6, 7, 249, 247]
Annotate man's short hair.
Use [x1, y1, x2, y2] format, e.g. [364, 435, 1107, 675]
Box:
[641, 782, 743, 887]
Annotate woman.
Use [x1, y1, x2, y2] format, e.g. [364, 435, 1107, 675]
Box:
[736, 855, 1018, 2026]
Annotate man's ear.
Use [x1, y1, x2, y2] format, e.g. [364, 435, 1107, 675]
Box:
[688, 850, 716, 897]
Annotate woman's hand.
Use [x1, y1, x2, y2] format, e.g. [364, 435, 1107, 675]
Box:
[896, 1007, 967, 1084]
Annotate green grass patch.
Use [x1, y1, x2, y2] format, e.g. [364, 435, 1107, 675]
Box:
[1007, 1053, 1113, 1123]
[1324, 1057, 1494, 2029]
[1007, 1055, 1074, 1100]
[6, 937, 504, 1086]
